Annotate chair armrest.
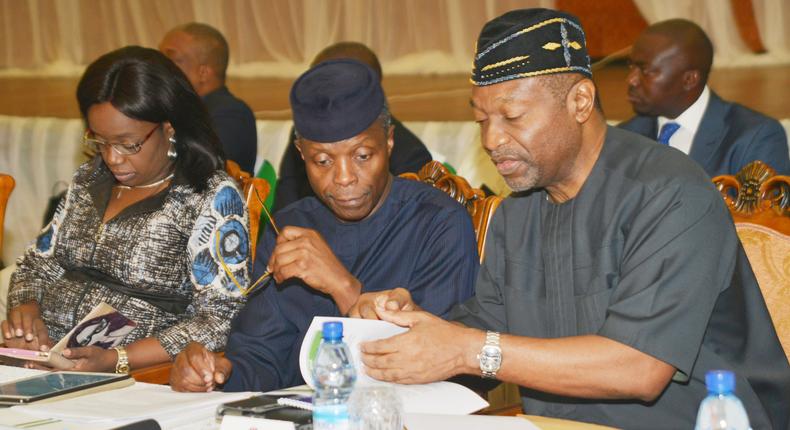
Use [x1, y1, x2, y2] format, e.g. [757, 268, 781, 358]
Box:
[130, 361, 173, 385]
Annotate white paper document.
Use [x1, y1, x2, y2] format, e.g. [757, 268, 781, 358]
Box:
[13, 381, 253, 424]
[298, 316, 489, 415]
[0, 364, 43, 384]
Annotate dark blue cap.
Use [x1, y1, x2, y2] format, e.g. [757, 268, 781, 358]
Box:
[322, 321, 344, 342]
[290, 59, 385, 143]
[705, 370, 735, 394]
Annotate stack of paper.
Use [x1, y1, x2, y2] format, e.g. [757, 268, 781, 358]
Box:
[13, 382, 254, 428]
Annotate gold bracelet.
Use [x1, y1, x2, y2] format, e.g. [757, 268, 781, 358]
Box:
[113, 346, 130, 374]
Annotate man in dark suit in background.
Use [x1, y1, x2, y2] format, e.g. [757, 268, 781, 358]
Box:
[619, 19, 789, 177]
[274, 42, 432, 212]
[160, 23, 258, 173]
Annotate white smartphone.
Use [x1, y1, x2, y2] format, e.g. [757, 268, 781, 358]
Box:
[0, 347, 75, 369]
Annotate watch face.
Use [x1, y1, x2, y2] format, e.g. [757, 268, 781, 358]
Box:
[480, 345, 502, 372]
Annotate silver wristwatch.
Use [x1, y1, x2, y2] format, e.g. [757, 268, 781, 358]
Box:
[477, 331, 502, 378]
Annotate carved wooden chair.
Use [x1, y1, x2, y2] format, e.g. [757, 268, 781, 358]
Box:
[225, 160, 272, 258]
[0, 174, 14, 264]
[400, 161, 502, 263]
[130, 162, 271, 384]
[400, 162, 518, 414]
[713, 160, 790, 361]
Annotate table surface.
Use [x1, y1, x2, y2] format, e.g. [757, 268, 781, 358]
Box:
[523, 414, 619, 430]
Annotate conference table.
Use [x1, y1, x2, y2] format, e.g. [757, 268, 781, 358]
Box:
[0, 364, 617, 430]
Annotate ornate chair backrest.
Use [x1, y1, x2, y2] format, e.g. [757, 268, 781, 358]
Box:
[225, 160, 271, 260]
[400, 161, 502, 262]
[712, 160, 790, 360]
[0, 174, 15, 261]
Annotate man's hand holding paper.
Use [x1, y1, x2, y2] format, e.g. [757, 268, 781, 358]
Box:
[348, 287, 418, 320]
[359, 305, 481, 385]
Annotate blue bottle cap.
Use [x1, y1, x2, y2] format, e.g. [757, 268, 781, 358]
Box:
[705, 370, 735, 394]
[322, 321, 343, 341]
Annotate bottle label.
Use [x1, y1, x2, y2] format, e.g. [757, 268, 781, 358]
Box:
[313, 403, 349, 428]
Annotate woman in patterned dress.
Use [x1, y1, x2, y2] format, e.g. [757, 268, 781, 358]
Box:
[2, 46, 250, 373]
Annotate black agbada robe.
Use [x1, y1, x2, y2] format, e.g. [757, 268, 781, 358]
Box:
[451, 126, 790, 429]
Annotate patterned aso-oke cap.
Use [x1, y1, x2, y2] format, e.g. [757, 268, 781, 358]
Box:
[471, 8, 592, 86]
[290, 58, 385, 143]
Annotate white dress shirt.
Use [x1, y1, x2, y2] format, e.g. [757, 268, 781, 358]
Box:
[657, 86, 710, 155]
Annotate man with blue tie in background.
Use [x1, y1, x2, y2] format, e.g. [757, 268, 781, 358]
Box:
[619, 19, 789, 177]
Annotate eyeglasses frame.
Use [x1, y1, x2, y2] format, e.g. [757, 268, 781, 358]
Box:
[83, 123, 162, 156]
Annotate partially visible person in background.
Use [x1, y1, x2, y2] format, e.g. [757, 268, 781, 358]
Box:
[160, 23, 258, 173]
[619, 19, 789, 177]
[2, 46, 249, 374]
[274, 42, 432, 212]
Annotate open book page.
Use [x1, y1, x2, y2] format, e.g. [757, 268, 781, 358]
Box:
[298, 316, 489, 415]
[51, 302, 137, 352]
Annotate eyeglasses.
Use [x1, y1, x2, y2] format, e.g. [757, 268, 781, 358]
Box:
[83, 124, 161, 156]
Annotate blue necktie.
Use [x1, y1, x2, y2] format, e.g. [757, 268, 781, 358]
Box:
[657, 122, 680, 145]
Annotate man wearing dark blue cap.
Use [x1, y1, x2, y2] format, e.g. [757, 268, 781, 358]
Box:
[168, 59, 478, 393]
[274, 42, 433, 212]
[355, 8, 790, 429]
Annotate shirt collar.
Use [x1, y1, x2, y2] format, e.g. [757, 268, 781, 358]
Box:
[658, 85, 710, 135]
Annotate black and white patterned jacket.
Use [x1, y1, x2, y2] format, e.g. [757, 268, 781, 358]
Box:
[9, 161, 250, 357]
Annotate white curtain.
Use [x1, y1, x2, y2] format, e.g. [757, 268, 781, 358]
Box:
[3, 0, 786, 76]
[632, 0, 790, 66]
[753, 0, 790, 54]
[0, 0, 551, 77]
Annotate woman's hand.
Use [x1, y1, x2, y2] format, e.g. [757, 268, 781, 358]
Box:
[62, 346, 119, 372]
[1, 302, 52, 351]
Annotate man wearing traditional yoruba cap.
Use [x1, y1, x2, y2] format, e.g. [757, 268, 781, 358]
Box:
[168, 59, 478, 393]
[356, 9, 790, 429]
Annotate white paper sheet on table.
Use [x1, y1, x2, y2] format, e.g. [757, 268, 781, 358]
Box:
[298, 316, 489, 415]
[0, 364, 44, 383]
[14, 381, 254, 424]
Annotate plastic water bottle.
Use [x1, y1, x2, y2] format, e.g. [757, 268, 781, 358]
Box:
[695, 370, 751, 430]
[312, 321, 357, 430]
[349, 386, 403, 430]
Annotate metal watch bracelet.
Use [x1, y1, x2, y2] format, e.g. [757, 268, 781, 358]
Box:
[113, 346, 130, 374]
